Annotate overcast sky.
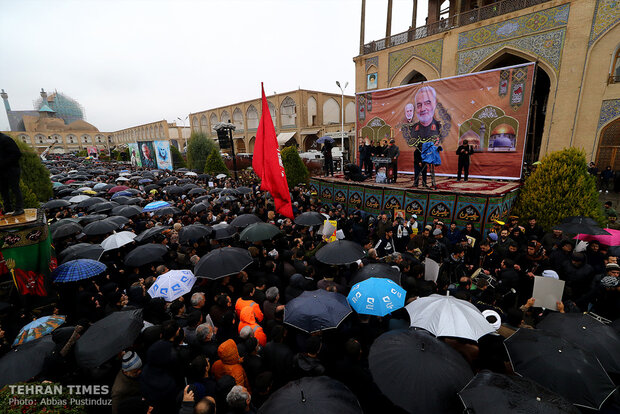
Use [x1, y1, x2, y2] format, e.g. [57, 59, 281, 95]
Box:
[1, 0, 428, 132]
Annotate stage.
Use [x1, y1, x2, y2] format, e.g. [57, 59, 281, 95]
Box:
[309, 175, 521, 234]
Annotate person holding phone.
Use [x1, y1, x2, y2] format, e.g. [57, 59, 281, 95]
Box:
[456, 139, 474, 181]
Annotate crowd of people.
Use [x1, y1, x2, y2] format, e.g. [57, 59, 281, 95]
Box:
[0, 155, 619, 414]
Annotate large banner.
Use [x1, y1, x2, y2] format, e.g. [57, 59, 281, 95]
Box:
[154, 140, 173, 171]
[128, 143, 141, 167]
[138, 141, 158, 169]
[356, 63, 535, 180]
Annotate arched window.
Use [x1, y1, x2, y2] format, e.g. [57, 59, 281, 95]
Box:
[53, 134, 63, 143]
[322, 98, 340, 124]
[280, 96, 296, 127]
[81, 134, 91, 144]
[307, 97, 317, 126]
[611, 47, 620, 83]
[200, 115, 208, 133]
[159, 125, 164, 138]
[192, 117, 200, 132]
[210, 113, 218, 130]
[345, 102, 356, 123]
[246, 105, 259, 130]
[35, 134, 45, 144]
[67, 134, 77, 144]
[221, 110, 230, 123]
[19, 134, 30, 144]
[233, 108, 244, 131]
[267, 101, 276, 126]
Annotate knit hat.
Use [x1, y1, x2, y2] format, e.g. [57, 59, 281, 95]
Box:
[542, 270, 559, 280]
[488, 233, 498, 241]
[432, 229, 442, 236]
[122, 351, 142, 372]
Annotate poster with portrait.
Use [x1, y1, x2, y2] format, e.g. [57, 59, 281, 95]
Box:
[367, 73, 378, 90]
[356, 63, 535, 180]
[138, 141, 157, 169]
[128, 143, 142, 168]
[154, 140, 173, 171]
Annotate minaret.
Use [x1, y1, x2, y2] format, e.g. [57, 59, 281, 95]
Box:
[1, 89, 10, 112]
[40, 88, 48, 102]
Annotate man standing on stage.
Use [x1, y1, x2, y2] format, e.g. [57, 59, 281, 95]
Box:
[0, 133, 23, 216]
[456, 139, 474, 181]
[385, 139, 400, 183]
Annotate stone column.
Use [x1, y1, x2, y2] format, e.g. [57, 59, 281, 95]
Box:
[427, 0, 439, 24]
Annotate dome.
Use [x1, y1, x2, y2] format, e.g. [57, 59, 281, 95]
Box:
[490, 124, 515, 136]
[35, 91, 84, 125]
[67, 119, 99, 131]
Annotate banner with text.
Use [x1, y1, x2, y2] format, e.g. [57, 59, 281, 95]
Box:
[356, 63, 535, 179]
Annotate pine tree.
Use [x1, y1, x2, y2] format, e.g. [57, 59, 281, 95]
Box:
[15, 140, 53, 202]
[170, 145, 188, 169]
[281, 146, 309, 187]
[512, 148, 605, 231]
[187, 132, 218, 172]
[204, 148, 230, 176]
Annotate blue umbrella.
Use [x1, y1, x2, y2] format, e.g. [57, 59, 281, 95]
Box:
[284, 289, 352, 333]
[13, 315, 66, 346]
[52, 259, 107, 283]
[139, 178, 153, 184]
[347, 278, 406, 317]
[111, 190, 133, 199]
[143, 200, 170, 212]
[316, 135, 334, 144]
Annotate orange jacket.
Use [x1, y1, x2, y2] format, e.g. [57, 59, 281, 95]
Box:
[238, 306, 267, 347]
[210, 339, 250, 390]
[235, 298, 263, 322]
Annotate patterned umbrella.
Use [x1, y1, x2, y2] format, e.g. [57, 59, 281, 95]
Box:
[347, 278, 405, 317]
[13, 315, 66, 346]
[143, 200, 170, 212]
[147, 270, 196, 302]
[52, 259, 107, 283]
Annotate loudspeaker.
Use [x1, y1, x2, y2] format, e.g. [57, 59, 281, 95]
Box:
[217, 128, 231, 149]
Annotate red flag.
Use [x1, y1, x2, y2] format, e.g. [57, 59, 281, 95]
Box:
[253, 83, 294, 219]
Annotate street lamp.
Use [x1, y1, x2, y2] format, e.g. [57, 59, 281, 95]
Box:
[336, 80, 348, 172]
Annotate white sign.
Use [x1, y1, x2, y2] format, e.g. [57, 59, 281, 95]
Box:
[532, 276, 565, 311]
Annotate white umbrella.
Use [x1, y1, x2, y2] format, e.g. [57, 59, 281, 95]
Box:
[216, 174, 227, 179]
[100, 231, 136, 251]
[118, 172, 131, 177]
[147, 270, 196, 302]
[405, 293, 494, 341]
[184, 171, 198, 176]
[69, 195, 91, 204]
[93, 183, 108, 190]
[77, 187, 92, 192]
[115, 177, 130, 182]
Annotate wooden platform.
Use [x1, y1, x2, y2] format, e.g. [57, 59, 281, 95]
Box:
[309, 175, 521, 235]
[0, 209, 39, 229]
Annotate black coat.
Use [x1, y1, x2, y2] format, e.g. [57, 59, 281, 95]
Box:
[0, 133, 22, 172]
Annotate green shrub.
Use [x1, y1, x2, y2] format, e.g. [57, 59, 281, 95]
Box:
[204, 148, 230, 175]
[512, 148, 605, 231]
[187, 132, 218, 172]
[14, 140, 53, 202]
[76, 149, 87, 157]
[281, 146, 309, 187]
[170, 145, 188, 169]
[0, 180, 38, 210]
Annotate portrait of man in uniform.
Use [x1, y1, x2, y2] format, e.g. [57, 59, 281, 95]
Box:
[405, 85, 442, 147]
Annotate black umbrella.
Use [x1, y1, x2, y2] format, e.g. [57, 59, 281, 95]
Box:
[59, 243, 104, 263]
[160, 176, 177, 184]
[0, 336, 56, 387]
[350, 263, 401, 286]
[77, 196, 107, 208]
[294, 211, 325, 226]
[163, 185, 184, 195]
[188, 187, 207, 196]
[79, 214, 108, 224]
[212, 222, 237, 240]
[209, 188, 222, 194]
[458, 371, 579, 414]
[258, 376, 362, 414]
[124, 189, 142, 195]
[230, 214, 263, 229]
[194, 195, 212, 203]
[178, 179, 191, 184]
[554, 221, 610, 235]
[43, 199, 71, 209]
[110, 195, 132, 205]
[197, 174, 210, 180]
[537, 312, 620, 374]
[119, 197, 143, 206]
[183, 183, 199, 191]
[190, 202, 209, 214]
[220, 188, 238, 195]
[56, 187, 74, 196]
[89, 201, 119, 213]
[106, 215, 130, 227]
[74, 309, 143, 368]
[51, 222, 83, 239]
[83, 219, 119, 236]
[284, 290, 352, 333]
[124, 244, 168, 267]
[153, 206, 181, 216]
[369, 329, 473, 413]
[239, 222, 281, 242]
[194, 247, 253, 279]
[315, 240, 365, 265]
[112, 205, 143, 218]
[236, 186, 252, 195]
[504, 328, 616, 410]
[134, 225, 171, 243]
[178, 224, 213, 244]
[50, 217, 81, 232]
[143, 184, 160, 191]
